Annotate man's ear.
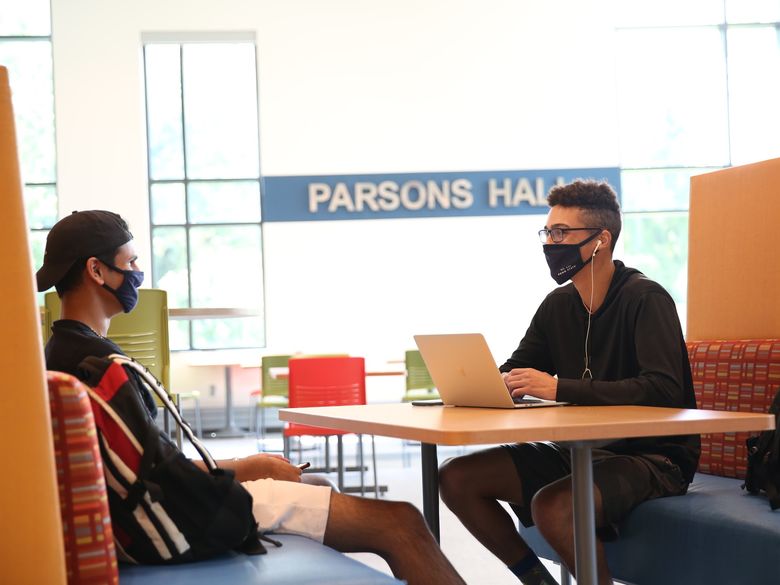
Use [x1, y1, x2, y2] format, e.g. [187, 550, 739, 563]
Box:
[598, 230, 612, 252]
[85, 257, 104, 284]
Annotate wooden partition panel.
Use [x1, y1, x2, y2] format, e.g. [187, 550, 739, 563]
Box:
[687, 158, 780, 340]
[0, 66, 67, 584]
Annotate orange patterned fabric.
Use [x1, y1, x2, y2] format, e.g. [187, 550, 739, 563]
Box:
[687, 339, 780, 479]
[48, 371, 118, 584]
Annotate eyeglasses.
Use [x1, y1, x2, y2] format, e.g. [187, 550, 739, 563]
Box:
[538, 227, 602, 244]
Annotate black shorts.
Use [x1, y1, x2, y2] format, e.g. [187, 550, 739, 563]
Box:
[502, 442, 687, 539]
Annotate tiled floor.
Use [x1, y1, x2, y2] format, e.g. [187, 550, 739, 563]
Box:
[183, 432, 570, 585]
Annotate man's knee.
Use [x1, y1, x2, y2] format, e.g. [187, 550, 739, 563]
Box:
[375, 499, 428, 537]
[438, 455, 472, 503]
[531, 481, 572, 531]
[393, 499, 425, 524]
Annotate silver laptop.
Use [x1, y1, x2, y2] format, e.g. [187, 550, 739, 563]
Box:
[413, 333, 568, 409]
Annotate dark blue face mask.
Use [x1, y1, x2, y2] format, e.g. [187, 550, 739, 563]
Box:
[542, 230, 601, 285]
[101, 263, 145, 313]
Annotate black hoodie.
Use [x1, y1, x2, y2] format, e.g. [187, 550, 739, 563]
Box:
[500, 260, 701, 482]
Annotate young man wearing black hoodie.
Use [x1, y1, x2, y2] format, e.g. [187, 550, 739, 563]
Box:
[438, 180, 700, 585]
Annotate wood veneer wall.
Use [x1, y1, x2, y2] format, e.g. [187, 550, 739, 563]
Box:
[687, 157, 780, 341]
[0, 66, 67, 584]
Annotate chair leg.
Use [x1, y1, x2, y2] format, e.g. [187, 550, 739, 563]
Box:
[173, 395, 182, 449]
[324, 437, 331, 472]
[371, 435, 379, 498]
[560, 565, 571, 585]
[336, 436, 344, 492]
[283, 436, 290, 460]
[194, 396, 202, 439]
[162, 408, 170, 437]
[259, 406, 266, 441]
[358, 434, 365, 496]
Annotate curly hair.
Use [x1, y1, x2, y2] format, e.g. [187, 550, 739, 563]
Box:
[547, 179, 621, 249]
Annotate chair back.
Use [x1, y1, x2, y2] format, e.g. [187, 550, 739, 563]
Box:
[48, 371, 118, 584]
[1, 64, 67, 583]
[44, 289, 171, 389]
[687, 339, 780, 479]
[285, 356, 366, 436]
[261, 354, 291, 400]
[403, 349, 439, 401]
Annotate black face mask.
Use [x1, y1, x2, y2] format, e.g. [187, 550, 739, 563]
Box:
[543, 230, 601, 285]
[102, 263, 145, 313]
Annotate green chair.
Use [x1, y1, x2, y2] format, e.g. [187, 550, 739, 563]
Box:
[43, 289, 202, 439]
[400, 349, 442, 466]
[401, 349, 439, 402]
[251, 354, 291, 440]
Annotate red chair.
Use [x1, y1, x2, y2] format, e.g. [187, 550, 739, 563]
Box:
[283, 357, 378, 495]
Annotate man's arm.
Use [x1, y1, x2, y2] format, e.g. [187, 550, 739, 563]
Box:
[505, 291, 688, 407]
[556, 291, 687, 407]
[191, 453, 303, 483]
[499, 303, 555, 375]
[499, 299, 559, 399]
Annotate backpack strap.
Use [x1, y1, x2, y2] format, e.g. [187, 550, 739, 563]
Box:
[106, 354, 218, 472]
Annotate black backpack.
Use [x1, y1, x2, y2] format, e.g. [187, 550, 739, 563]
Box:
[78, 354, 273, 563]
[743, 387, 780, 510]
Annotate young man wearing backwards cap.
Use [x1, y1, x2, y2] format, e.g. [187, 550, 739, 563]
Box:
[38, 210, 466, 585]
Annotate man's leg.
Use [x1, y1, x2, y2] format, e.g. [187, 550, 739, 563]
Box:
[531, 452, 668, 585]
[531, 478, 612, 585]
[439, 446, 559, 585]
[439, 447, 533, 566]
[323, 491, 466, 585]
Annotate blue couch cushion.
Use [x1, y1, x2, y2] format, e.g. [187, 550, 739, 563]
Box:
[119, 534, 403, 585]
[520, 473, 780, 585]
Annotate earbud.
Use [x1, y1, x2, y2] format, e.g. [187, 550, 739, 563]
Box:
[593, 240, 602, 256]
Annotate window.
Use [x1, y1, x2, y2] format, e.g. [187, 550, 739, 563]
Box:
[727, 24, 780, 165]
[615, 10, 780, 329]
[0, 0, 57, 286]
[143, 37, 265, 350]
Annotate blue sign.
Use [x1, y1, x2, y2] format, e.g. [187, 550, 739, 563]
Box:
[261, 168, 621, 222]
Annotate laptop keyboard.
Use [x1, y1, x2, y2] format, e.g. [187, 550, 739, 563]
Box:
[512, 397, 542, 404]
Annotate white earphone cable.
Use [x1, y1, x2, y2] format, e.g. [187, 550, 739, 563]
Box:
[582, 244, 597, 380]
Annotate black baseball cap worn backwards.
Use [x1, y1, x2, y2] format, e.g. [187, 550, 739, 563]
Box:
[36, 210, 134, 292]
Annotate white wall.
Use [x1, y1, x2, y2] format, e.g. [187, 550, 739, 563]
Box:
[50, 0, 619, 403]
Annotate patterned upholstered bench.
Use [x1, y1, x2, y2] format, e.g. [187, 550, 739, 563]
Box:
[519, 339, 780, 585]
[47, 371, 401, 585]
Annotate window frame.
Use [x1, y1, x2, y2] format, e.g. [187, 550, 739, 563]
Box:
[142, 33, 267, 351]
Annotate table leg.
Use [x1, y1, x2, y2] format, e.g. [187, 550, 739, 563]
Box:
[337, 435, 345, 492]
[421, 442, 440, 542]
[570, 442, 598, 585]
[209, 365, 248, 438]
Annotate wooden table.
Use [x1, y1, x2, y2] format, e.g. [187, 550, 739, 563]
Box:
[168, 307, 258, 320]
[279, 403, 774, 585]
